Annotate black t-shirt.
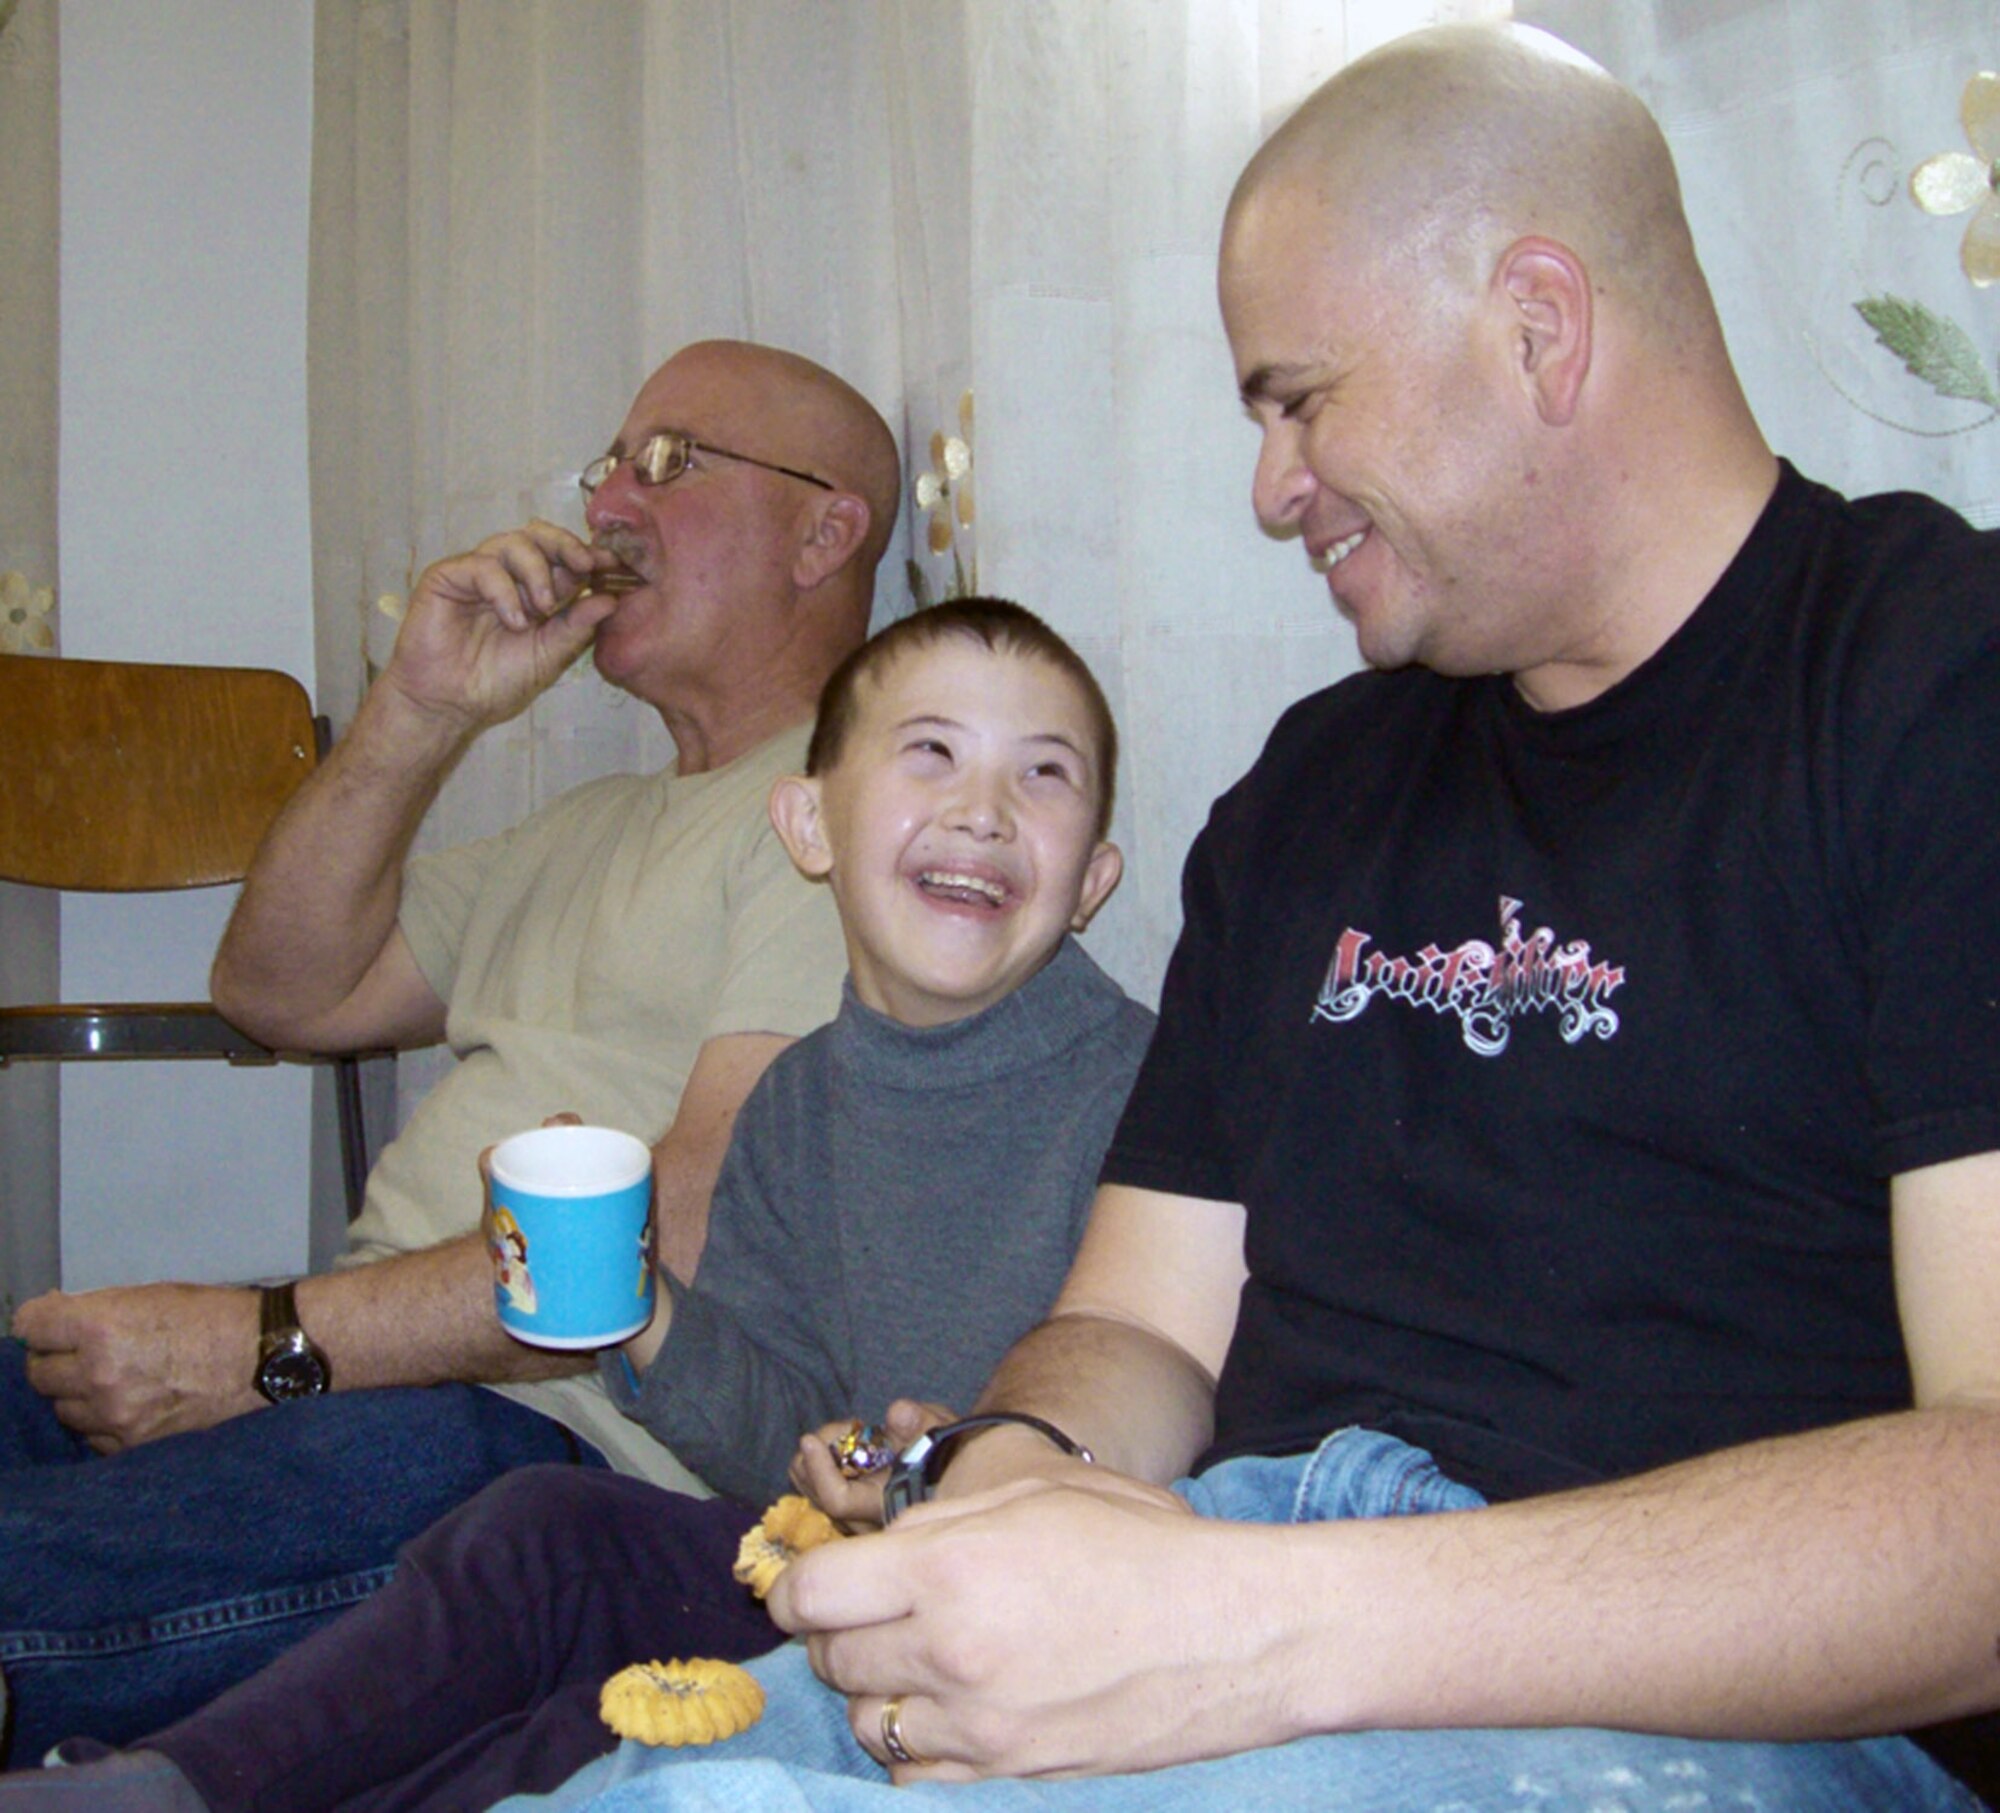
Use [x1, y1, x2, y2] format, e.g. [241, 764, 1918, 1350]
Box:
[1104, 464, 2000, 1505]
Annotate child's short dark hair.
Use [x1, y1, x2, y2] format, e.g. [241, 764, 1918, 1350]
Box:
[806, 598, 1118, 838]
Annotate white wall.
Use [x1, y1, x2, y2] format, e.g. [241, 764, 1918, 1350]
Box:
[57, 0, 319, 1286]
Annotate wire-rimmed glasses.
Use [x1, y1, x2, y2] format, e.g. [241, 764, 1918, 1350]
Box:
[579, 430, 833, 498]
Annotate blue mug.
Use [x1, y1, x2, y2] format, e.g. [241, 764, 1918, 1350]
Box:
[485, 1125, 655, 1348]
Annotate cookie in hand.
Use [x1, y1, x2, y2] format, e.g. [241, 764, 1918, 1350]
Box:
[733, 1493, 845, 1600]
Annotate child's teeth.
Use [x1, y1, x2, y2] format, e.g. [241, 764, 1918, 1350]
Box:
[921, 870, 1006, 904]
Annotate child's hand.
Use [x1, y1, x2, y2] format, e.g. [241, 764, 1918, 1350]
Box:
[790, 1399, 956, 1530]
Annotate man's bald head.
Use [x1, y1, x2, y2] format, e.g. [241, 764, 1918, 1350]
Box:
[645, 340, 902, 597]
[1227, 23, 1711, 349]
[1217, 22, 1775, 712]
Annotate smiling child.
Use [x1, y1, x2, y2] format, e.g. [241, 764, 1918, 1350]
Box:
[17, 601, 1155, 1813]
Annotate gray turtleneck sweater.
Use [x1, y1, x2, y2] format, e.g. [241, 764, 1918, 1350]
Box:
[603, 936, 1156, 1503]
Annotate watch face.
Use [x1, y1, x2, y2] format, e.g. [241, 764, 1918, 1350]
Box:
[881, 1462, 922, 1524]
[258, 1334, 330, 1401]
[881, 1433, 940, 1525]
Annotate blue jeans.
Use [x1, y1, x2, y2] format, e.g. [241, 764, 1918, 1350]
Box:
[495, 1429, 1983, 1813]
[0, 1336, 604, 1767]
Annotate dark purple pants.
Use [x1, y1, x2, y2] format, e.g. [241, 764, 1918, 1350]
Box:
[143, 1467, 770, 1812]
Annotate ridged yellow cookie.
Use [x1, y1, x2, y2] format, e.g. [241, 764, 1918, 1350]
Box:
[599, 1657, 766, 1747]
[733, 1493, 845, 1600]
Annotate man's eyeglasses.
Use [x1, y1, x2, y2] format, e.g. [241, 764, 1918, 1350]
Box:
[579, 430, 834, 498]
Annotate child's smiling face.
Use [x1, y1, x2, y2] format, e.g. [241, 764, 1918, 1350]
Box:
[772, 638, 1122, 1028]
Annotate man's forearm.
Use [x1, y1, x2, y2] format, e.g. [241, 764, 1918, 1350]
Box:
[11, 1234, 586, 1453]
[211, 681, 471, 1048]
[949, 1309, 1217, 1494]
[296, 1234, 591, 1390]
[1262, 1404, 2000, 1745]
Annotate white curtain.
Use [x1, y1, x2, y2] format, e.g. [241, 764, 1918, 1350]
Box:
[309, 0, 1498, 1078]
[308, 0, 1997, 1139]
[1521, 0, 1999, 529]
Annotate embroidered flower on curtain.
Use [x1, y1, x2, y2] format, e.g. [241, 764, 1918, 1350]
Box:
[360, 590, 406, 691]
[907, 391, 978, 608]
[0, 570, 55, 654]
[1845, 71, 2000, 426]
[1910, 70, 2000, 287]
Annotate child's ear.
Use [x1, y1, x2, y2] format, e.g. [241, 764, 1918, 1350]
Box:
[1069, 841, 1124, 932]
[769, 774, 834, 880]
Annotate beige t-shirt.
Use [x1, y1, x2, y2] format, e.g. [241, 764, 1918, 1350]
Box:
[339, 724, 846, 1488]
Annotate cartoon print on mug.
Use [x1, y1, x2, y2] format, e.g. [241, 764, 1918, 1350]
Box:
[483, 1204, 539, 1316]
[635, 1210, 655, 1300]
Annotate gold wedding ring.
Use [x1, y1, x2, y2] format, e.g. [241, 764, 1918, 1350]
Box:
[880, 1696, 930, 1767]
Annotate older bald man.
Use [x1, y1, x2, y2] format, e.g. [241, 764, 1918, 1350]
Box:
[495, 28, 2000, 1813]
[0, 342, 900, 1762]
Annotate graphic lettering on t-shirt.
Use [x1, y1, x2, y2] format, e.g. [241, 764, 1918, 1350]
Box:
[1312, 896, 1625, 1057]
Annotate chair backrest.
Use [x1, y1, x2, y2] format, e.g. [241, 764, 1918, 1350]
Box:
[0, 654, 317, 891]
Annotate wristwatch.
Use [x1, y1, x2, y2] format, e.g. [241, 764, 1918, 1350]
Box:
[254, 1281, 332, 1403]
[882, 1413, 1091, 1524]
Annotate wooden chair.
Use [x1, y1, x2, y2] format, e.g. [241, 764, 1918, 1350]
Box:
[0, 653, 373, 1219]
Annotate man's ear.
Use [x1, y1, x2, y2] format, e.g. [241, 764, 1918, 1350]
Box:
[1069, 841, 1125, 933]
[1494, 236, 1592, 428]
[793, 493, 871, 591]
[768, 774, 834, 880]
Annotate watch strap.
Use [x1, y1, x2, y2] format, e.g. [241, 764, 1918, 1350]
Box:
[260, 1280, 301, 1342]
[882, 1413, 1092, 1524]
